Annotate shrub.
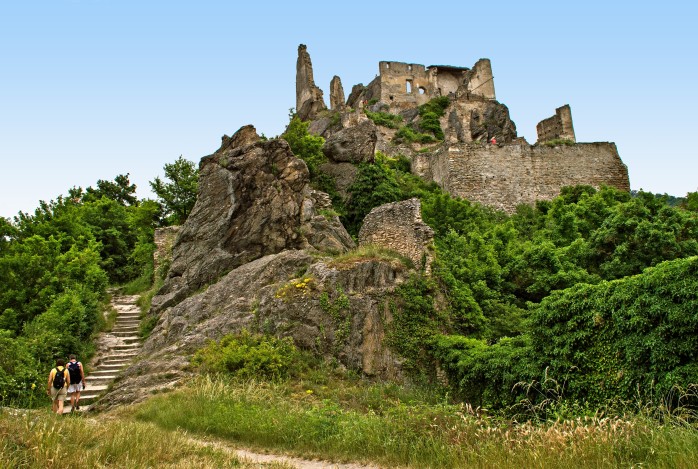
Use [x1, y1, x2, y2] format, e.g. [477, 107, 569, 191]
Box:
[365, 110, 403, 129]
[191, 331, 304, 380]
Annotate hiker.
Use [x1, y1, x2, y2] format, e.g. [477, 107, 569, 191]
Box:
[46, 358, 70, 414]
[67, 354, 86, 411]
[490, 136, 497, 145]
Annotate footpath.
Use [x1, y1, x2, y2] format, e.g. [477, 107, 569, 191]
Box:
[63, 294, 142, 413]
[62, 293, 377, 468]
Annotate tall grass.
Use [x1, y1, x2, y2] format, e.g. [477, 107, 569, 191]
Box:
[135, 375, 698, 468]
[0, 408, 289, 468]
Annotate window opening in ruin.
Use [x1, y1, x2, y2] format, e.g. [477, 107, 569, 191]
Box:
[418, 87, 426, 95]
[406, 80, 412, 94]
[408, 65, 412, 71]
[389, 95, 394, 101]
[385, 63, 390, 69]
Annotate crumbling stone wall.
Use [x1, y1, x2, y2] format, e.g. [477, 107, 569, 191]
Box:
[537, 105, 576, 143]
[358, 198, 434, 270]
[373, 59, 495, 109]
[415, 142, 629, 213]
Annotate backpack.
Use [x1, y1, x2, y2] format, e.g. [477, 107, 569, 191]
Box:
[52, 367, 66, 389]
[68, 361, 82, 384]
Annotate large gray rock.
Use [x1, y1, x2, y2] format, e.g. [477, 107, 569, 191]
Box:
[322, 119, 378, 163]
[151, 125, 354, 314]
[97, 250, 407, 410]
[296, 44, 327, 121]
[469, 101, 517, 143]
[329, 75, 345, 111]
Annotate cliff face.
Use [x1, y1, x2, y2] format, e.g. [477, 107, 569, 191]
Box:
[151, 125, 354, 314]
[98, 126, 408, 409]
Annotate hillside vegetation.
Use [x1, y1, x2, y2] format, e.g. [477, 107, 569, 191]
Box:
[2, 119, 698, 466]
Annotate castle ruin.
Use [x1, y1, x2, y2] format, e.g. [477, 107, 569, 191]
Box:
[295, 45, 630, 213]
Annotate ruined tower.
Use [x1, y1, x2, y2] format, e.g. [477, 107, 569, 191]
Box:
[536, 105, 576, 143]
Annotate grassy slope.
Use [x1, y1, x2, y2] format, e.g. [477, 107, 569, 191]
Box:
[133, 375, 698, 469]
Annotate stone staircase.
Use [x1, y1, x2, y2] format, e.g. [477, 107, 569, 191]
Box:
[64, 294, 142, 413]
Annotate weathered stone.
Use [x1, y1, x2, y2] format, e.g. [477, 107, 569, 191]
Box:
[414, 142, 630, 213]
[151, 125, 354, 314]
[330, 75, 345, 111]
[296, 44, 327, 121]
[537, 104, 576, 143]
[469, 101, 518, 143]
[98, 250, 407, 408]
[359, 198, 434, 271]
[322, 119, 377, 163]
[318, 162, 358, 199]
[346, 83, 366, 110]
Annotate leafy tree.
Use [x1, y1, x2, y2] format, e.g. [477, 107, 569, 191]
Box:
[150, 156, 199, 225]
[84, 173, 138, 206]
[281, 112, 327, 178]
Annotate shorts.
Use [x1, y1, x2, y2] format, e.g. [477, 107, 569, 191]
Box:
[50, 386, 67, 401]
[68, 382, 84, 393]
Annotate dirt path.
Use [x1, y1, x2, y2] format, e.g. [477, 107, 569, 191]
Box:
[187, 436, 381, 469]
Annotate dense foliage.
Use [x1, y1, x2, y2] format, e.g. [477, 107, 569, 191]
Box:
[191, 331, 305, 380]
[150, 156, 199, 226]
[384, 183, 698, 410]
[0, 162, 193, 406]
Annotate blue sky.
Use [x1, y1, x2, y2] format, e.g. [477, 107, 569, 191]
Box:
[1, 0, 696, 218]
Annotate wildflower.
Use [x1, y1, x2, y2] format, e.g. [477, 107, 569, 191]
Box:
[306, 389, 313, 395]
[31, 383, 36, 390]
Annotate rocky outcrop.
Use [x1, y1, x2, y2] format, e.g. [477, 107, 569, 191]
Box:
[468, 101, 518, 143]
[151, 125, 354, 314]
[296, 44, 327, 121]
[99, 249, 407, 409]
[330, 75, 345, 111]
[359, 198, 434, 271]
[322, 119, 377, 163]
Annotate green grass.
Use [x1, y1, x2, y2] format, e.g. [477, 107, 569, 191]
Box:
[134, 375, 698, 468]
[539, 138, 576, 147]
[0, 408, 284, 468]
[328, 244, 414, 270]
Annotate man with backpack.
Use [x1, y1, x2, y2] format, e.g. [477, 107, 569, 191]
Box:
[46, 358, 70, 414]
[67, 354, 86, 412]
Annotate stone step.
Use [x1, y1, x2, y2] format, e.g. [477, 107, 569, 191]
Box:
[101, 351, 138, 359]
[68, 384, 108, 394]
[114, 322, 140, 327]
[62, 404, 91, 414]
[89, 370, 123, 378]
[97, 364, 127, 372]
[112, 330, 139, 337]
[113, 344, 141, 350]
[117, 312, 141, 317]
[85, 375, 117, 383]
[101, 357, 132, 364]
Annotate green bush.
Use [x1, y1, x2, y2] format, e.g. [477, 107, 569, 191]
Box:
[365, 110, 403, 129]
[191, 331, 304, 380]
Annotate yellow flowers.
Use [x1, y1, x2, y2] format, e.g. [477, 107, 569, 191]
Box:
[275, 277, 314, 300]
[305, 389, 313, 395]
[31, 383, 36, 390]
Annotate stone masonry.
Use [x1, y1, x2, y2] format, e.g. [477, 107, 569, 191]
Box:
[537, 105, 576, 143]
[359, 198, 434, 271]
[414, 142, 629, 213]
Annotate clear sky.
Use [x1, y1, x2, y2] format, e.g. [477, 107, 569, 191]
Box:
[1, 0, 696, 218]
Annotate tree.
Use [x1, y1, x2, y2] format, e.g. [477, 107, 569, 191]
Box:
[150, 156, 199, 225]
[85, 174, 138, 206]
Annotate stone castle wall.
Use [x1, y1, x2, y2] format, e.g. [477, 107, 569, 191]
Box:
[414, 142, 630, 213]
[537, 105, 576, 143]
[358, 198, 434, 271]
